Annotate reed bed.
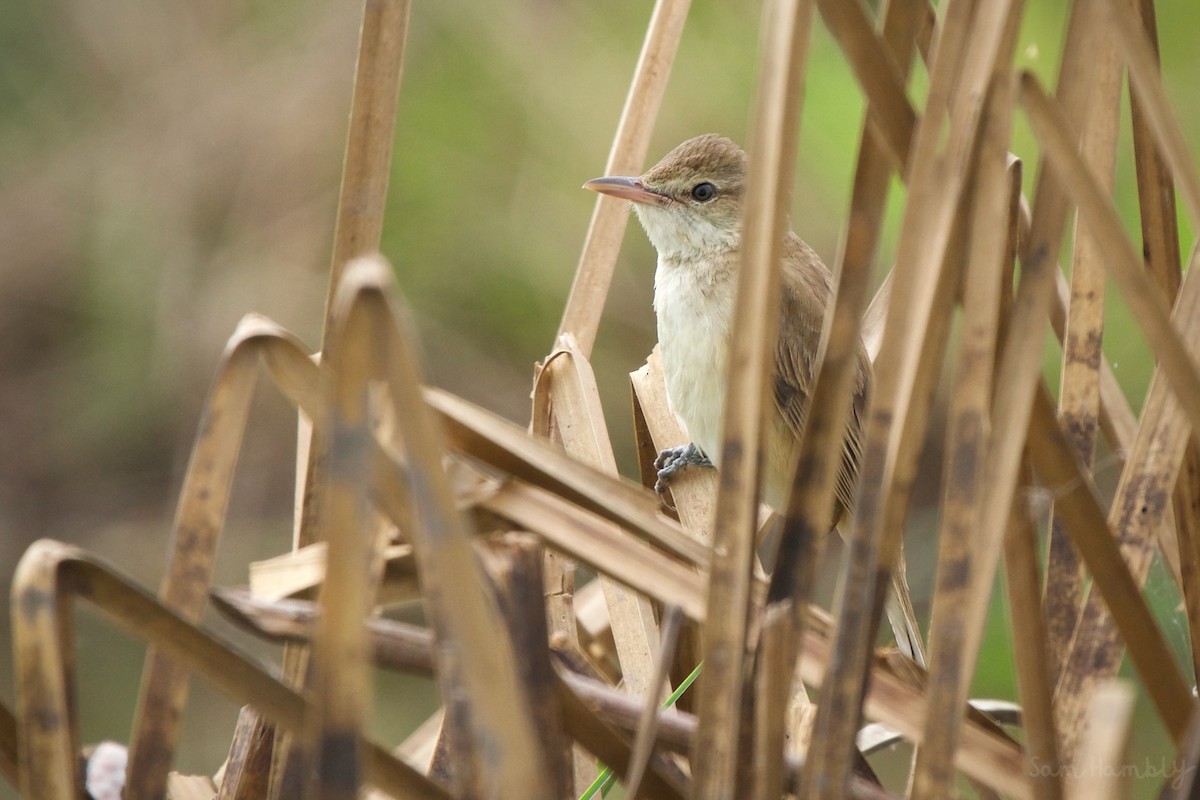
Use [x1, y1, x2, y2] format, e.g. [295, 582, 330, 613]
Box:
[5, 0, 1200, 797]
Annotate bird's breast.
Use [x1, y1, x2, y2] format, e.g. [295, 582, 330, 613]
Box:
[653, 258, 734, 466]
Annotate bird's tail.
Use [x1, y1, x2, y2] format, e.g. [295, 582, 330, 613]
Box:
[885, 546, 926, 668]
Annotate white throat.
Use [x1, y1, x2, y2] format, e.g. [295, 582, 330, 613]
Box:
[633, 204, 738, 259]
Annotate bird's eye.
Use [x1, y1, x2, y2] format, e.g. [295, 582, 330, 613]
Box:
[691, 182, 716, 202]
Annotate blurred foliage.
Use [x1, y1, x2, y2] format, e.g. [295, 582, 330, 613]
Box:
[2, 0, 1200, 794]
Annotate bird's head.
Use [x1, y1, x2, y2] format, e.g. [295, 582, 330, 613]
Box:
[584, 134, 746, 258]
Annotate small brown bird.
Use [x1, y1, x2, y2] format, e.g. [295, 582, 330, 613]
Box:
[584, 133, 869, 520]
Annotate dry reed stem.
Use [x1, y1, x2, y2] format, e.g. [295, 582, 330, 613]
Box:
[913, 72, 1018, 799]
[753, 605, 798, 800]
[1020, 73, 1200, 491]
[629, 349, 719, 537]
[821, 0, 926, 370]
[806, 3, 1020, 796]
[12, 547, 79, 800]
[838, 0, 925, 268]
[535, 337, 662, 697]
[477, 479, 708, 621]
[1052, 242, 1200, 749]
[552, 650, 690, 800]
[978, 1, 1102, 570]
[321, 0, 410, 336]
[11, 541, 448, 799]
[629, 375, 664, 492]
[360, 259, 556, 798]
[557, 0, 690, 357]
[757, 0, 928, 787]
[818, 0, 928, 367]
[248, 542, 417, 604]
[799, 611, 1030, 798]
[693, 0, 814, 794]
[1127, 0, 1182, 312]
[1064, 682, 1136, 800]
[304, 261, 387, 797]
[168, 774, 219, 798]
[482, 533, 573, 798]
[210, 588, 436, 674]
[215, 709, 274, 800]
[0, 704, 15, 787]
[1003, 461, 1065, 800]
[945, 11, 1103, 777]
[1175, 451, 1200, 686]
[428, 388, 709, 567]
[1024, 384, 1193, 742]
[1102, 0, 1200, 226]
[623, 604, 684, 800]
[1124, 0, 1200, 691]
[216, 582, 1030, 797]
[528, 362, 581, 660]
[214, 586, 691, 774]
[814, 0, 914, 173]
[1043, 13, 1121, 680]
[812, 0, 934, 671]
[629, 351, 713, 702]
[1022, 72, 1200, 742]
[276, 2, 411, 790]
[1161, 710, 1200, 800]
[1000, 16, 1147, 613]
[1045, 267, 1137, 475]
[124, 318, 265, 799]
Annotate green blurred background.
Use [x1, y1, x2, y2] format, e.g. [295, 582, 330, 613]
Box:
[2, 0, 1199, 795]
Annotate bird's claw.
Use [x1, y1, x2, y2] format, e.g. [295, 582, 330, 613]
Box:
[653, 443, 713, 497]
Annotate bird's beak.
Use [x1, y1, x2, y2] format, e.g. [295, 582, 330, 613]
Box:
[583, 176, 673, 207]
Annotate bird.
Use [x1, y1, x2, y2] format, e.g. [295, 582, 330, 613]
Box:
[584, 134, 924, 663]
[583, 133, 868, 521]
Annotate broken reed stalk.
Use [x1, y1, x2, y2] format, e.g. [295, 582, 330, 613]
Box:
[215, 708, 274, 800]
[11, 1, 1200, 798]
[629, 351, 714, 706]
[534, 337, 663, 698]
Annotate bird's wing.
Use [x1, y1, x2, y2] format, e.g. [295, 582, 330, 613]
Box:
[772, 244, 870, 515]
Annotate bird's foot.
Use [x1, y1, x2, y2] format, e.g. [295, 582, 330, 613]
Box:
[653, 443, 713, 498]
